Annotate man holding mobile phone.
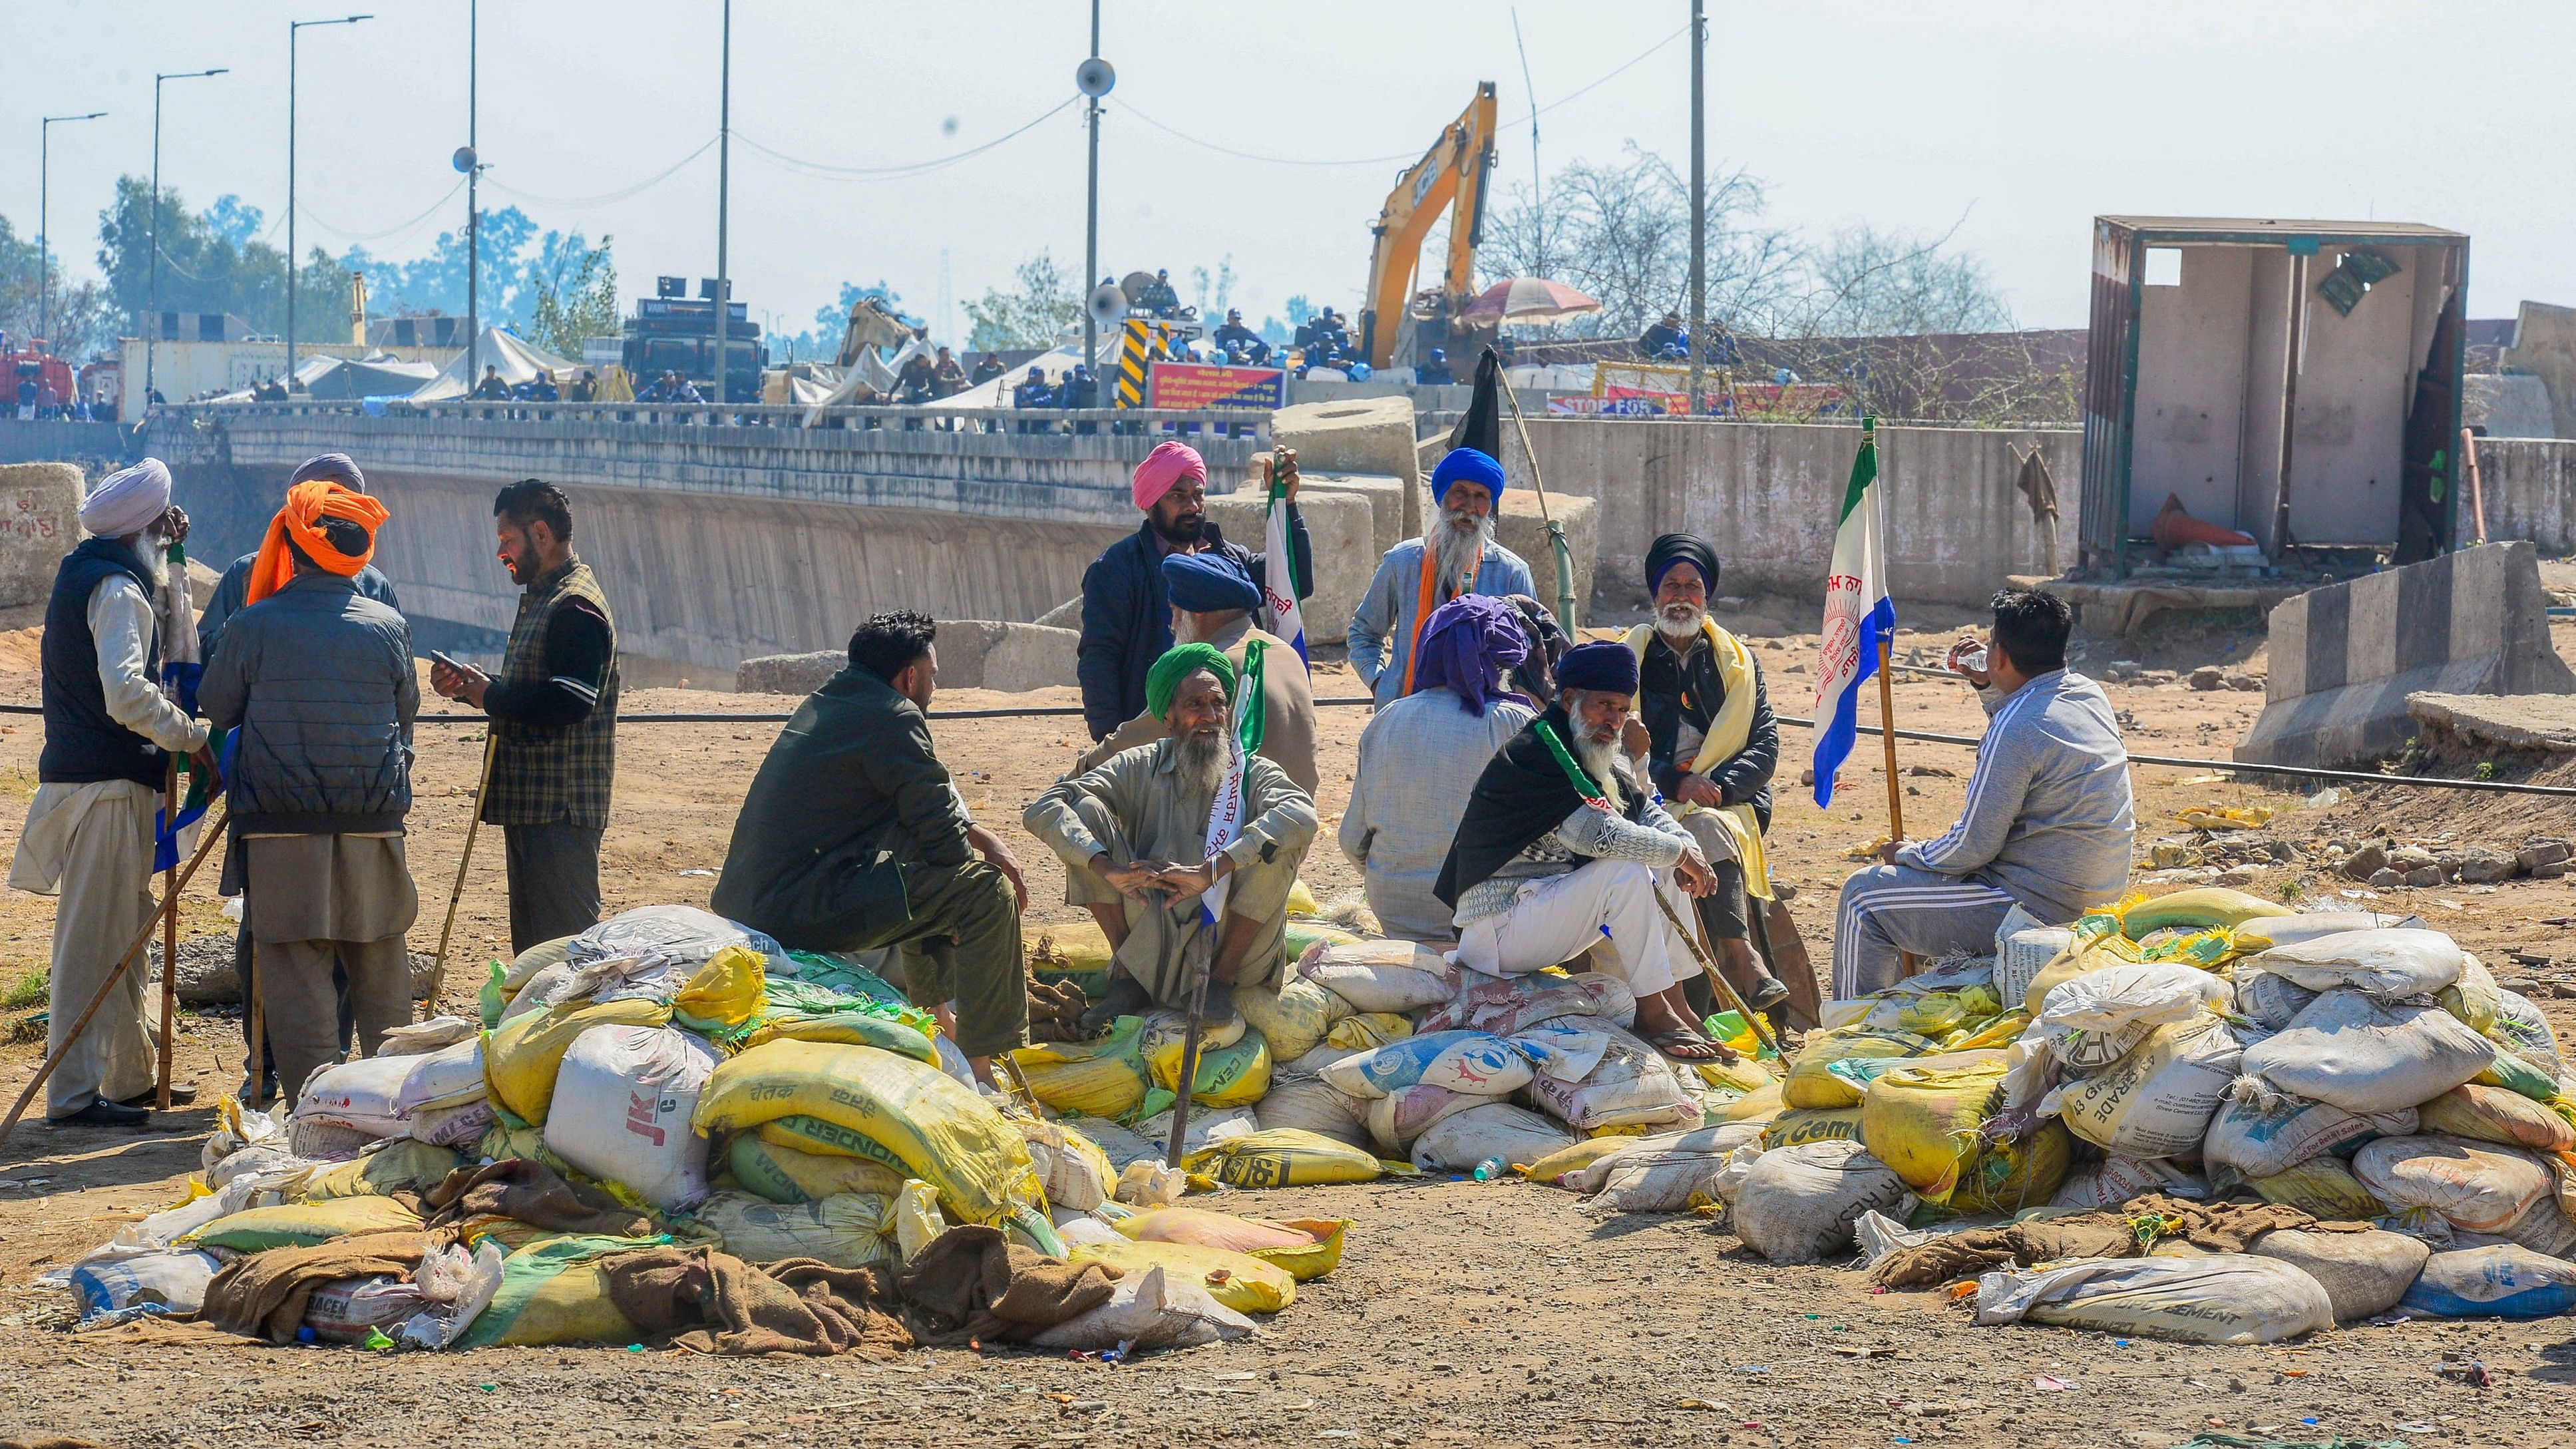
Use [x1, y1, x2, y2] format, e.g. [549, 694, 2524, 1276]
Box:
[430, 481, 620, 952]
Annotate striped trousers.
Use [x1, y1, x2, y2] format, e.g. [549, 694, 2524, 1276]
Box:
[1831, 863, 2017, 1000]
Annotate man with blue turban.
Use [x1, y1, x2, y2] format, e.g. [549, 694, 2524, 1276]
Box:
[1026, 642, 1318, 1035]
[1073, 551, 1316, 797]
[1346, 445, 1535, 707]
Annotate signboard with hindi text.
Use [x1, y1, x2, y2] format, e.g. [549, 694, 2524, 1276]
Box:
[1147, 361, 1286, 411]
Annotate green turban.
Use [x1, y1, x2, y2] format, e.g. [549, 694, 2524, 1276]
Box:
[1146, 642, 1236, 719]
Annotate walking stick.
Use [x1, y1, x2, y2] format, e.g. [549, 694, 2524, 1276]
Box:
[1653, 887, 1783, 1059]
[154, 755, 179, 1111]
[1879, 636, 1919, 980]
[422, 731, 500, 1022]
[0, 805, 230, 1147]
[1163, 955, 1211, 1171]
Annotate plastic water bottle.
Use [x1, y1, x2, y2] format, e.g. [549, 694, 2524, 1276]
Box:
[1471, 1156, 1507, 1182]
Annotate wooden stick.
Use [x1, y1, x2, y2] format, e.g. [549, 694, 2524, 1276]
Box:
[1879, 635, 1919, 979]
[154, 755, 178, 1112]
[1652, 887, 1782, 1058]
[0, 806, 228, 1147]
[1163, 958, 1210, 1171]
[246, 929, 268, 1110]
[2461, 427, 2487, 544]
[423, 730, 500, 1022]
[1497, 367, 1580, 631]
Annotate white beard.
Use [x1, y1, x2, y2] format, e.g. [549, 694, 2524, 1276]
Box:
[1172, 729, 1228, 804]
[1433, 508, 1493, 589]
[1656, 601, 1707, 643]
[1572, 730, 1627, 796]
[134, 532, 172, 588]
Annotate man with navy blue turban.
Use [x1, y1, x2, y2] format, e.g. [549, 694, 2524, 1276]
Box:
[1073, 550, 1317, 797]
[1346, 445, 1535, 707]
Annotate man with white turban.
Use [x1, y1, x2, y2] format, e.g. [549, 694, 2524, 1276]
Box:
[11, 459, 219, 1127]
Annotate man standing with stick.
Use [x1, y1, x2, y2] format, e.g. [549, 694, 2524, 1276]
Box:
[431, 481, 619, 954]
[10, 461, 216, 1127]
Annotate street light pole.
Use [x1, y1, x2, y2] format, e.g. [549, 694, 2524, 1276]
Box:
[1686, 0, 1706, 420]
[287, 15, 373, 385]
[713, 0, 731, 405]
[466, 0, 479, 384]
[1083, 0, 1101, 374]
[39, 111, 108, 354]
[148, 67, 228, 408]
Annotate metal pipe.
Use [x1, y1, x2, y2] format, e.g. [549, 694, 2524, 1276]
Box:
[466, 0, 479, 386]
[1686, 0, 1706, 418]
[713, 0, 731, 406]
[1083, 0, 1101, 376]
[39, 113, 106, 356]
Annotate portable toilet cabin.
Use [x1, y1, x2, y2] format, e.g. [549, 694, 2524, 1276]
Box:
[2077, 216, 2468, 575]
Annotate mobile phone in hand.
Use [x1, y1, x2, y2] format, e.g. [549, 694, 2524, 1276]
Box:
[427, 650, 463, 672]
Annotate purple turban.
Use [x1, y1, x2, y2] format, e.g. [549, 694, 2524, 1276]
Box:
[1407, 593, 1530, 716]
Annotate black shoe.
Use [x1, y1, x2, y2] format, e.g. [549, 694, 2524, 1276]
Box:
[118, 1084, 197, 1108]
[1079, 974, 1153, 1036]
[50, 1096, 151, 1128]
[236, 1073, 281, 1105]
[1198, 976, 1241, 1034]
[1748, 976, 1791, 1012]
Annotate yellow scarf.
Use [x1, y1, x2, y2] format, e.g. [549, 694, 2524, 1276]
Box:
[1623, 619, 1773, 901]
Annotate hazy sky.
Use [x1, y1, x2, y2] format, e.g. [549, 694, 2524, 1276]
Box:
[7, 1, 2569, 342]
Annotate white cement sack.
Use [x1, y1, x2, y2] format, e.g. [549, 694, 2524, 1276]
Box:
[1730, 1139, 1914, 1264]
[2488, 990, 2567, 1082]
[2401, 1245, 2576, 1319]
[1253, 1075, 1371, 1149]
[1368, 1084, 1488, 1155]
[2233, 968, 2321, 1033]
[2249, 928, 2464, 1000]
[2038, 962, 2230, 1074]
[1507, 1020, 1613, 1083]
[1419, 970, 1634, 1036]
[1973, 1253, 2334, 1343]
[1021, 1121, 1117, 1213]
[374, 1016, 478, 1058]
[2250, 1228, 2430, 1323]
[2243, 992, 2496, 1115]
[541, 1024, 719, 1211]
[2204, 1085, 2414, 1179]
[407, 1097, 498, 1150]
[1585, 1121, 1769, 1215]
[67, 1248, 222, 1321]
[2352, 1134, 2553, 1234]
[2501, 1199, 2576, 1259]
[1320, 1030, 1532, 1100]
[1525, 1030, 1700, 1132]
[1298, 938, 1458, 1013]
[1409, 1102, 1575, 1174]
[295, 1036, 486, 1138]
[2051, 1157, 2207, 1211]
[1029, 1265, 1259, 1352]
[2055, 1014, 2242, 1158]
[1279, 1043, 1359, 1080]
[1996, 926, 2075, 1011]
[2233, 911, 2426, 951]
[303, 1275, 430, 1343]
[693, 1191, 897, 1269]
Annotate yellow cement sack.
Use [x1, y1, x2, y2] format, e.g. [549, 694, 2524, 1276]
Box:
[1236, 976, 1349, 1063]
[1948, 1121, 2074, 1215]
[2440, 952, 2503, 1036]
[1185, 1128, 1383, 1188]
[1115, 1206, 1350, 1279]
[1719, 1080, 1784, 1125]
[741, 1009, 940, 1065]
[1783, 1029, 1943, 1110]
[2022, 931, 2140, 1018]
[2249, 1157, 2386, 1221]
[1521, 1138, 1638, 1186]
[1009, 1016, 1153, 1120]
[1762, 1108, 1864, 1149]
[1857, 1054, 2012, 1197]
[1143, 1018, 1272, 1107]
[1286, 877, 1324, 919]
[2419, 1083, 2576, 1153]
[1020, 1119, 1119, 1213]
[693, 1190, 898, 1269]
[671, 944, 769, 1031]
[1065, 1237, 1297, 1315]
[484, 995, 673, 1126]
[2354, 1135, 2554, 1233]
[189, 1196, 423, 1251]
[693, 1038, 1043, 1227]
[298, 1139, 466, 1202]
[1326, 1012, 1413, 1053]
[455, 1235, 648, 1349]
[729, 1134, 906, 1204]
[2477, 1048, 2559, 1103]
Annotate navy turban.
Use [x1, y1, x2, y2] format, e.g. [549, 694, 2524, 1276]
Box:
[1646, 532, 1718, 596]
[1430, 446, 1506, 508]
[1557, 640, 1640, 696]
[1162, 550, 1262, 614]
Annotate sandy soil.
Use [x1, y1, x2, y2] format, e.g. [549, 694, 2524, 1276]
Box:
[0, 619, 2572, 1447]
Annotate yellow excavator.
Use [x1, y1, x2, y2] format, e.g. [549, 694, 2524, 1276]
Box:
[1361, 83, 1499, 373]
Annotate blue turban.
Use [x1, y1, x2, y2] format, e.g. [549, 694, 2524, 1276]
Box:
[1162, 550, 1262, 614]
[1556, 640, 1639, 696]
[1430, 446, 1506, 508]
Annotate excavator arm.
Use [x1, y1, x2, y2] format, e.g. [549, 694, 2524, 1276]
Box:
[1362, 82, 1499, 371]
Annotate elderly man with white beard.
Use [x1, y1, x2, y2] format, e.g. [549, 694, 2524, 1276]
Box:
[1435, 641, 1734, 1061]
[12, 460, 220, 1126]
[1026, 644, 1318, 1037]
[1346, 445, 1535, 707]
[1624, 532, 1789, 1016]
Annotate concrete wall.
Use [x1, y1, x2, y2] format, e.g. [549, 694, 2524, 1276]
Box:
[0, 463, 83, 608]
[2473, 436, 2576, 551]
[1499, 417, 2082, 610]
[0, 420, 132, 469]
[1204, 490, 1374, 644]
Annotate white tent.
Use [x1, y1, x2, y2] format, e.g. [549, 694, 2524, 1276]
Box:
[934, 345, 1088, 411]
[409, 327, 584, 402]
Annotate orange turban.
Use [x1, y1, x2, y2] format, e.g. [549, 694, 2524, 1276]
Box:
[245, 479, 389, 605]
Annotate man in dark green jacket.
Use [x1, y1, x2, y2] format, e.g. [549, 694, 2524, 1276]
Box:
[711, 611, 1028, 1079]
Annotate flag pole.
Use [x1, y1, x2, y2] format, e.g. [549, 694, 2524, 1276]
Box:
[1871, 420, 1917, 978]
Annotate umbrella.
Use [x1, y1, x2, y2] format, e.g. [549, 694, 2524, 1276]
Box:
[1461, 277, 1601, 325]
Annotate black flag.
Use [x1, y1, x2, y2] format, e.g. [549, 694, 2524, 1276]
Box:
[1447, 345, 1504, 461]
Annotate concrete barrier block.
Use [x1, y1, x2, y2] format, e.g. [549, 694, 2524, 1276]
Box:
[1273, 395, 1421, 537]
[737, 650, 843, 696]
[2235, 541, 2576, 770]
[733, 621, 1079, 696]
[1492, 491, 1599, 627]
[1298, 473, 1405, 560]
[969, 621, 1080, 693]
[1205, 491, 1373, 648]
[0, 462, 84, 608]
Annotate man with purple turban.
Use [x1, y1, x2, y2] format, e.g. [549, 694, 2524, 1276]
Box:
[1339, 594, 1535, 938]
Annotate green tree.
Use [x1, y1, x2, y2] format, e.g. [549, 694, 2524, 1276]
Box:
[964, 254, 1079, 351]
[528, 234, 618, 362]
[92, 176, 352, 343]
[0, 214, 118, 358]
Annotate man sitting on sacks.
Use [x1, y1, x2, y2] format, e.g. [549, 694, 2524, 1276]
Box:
[1072, 550, 1318, 799]
[1434, 640, 1732, 1060]
[1626, 532, 1790, 1016]
[1025, 642, 1318, 1038]
[1830, 586, 2135, 999]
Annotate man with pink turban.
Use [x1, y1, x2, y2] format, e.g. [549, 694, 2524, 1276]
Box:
[1077, 439, 1312, 741]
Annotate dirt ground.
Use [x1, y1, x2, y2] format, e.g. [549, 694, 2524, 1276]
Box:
[2, 616, 2575, 1448]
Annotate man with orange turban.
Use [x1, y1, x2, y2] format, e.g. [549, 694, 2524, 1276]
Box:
[199, 479, 419, 1104]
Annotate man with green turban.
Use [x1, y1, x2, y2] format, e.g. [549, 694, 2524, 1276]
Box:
[1025, 642, 1318, 1035]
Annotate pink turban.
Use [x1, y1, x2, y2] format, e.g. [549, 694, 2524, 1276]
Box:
[1131, 441, 1207, 512]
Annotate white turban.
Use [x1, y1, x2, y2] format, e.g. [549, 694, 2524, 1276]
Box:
[80, 458, 172, 539]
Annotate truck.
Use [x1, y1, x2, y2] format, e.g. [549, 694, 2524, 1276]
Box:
[621, 278, 763, 399]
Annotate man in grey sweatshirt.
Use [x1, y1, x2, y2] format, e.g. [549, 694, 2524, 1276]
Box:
[1830, 588, 2135, 998]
